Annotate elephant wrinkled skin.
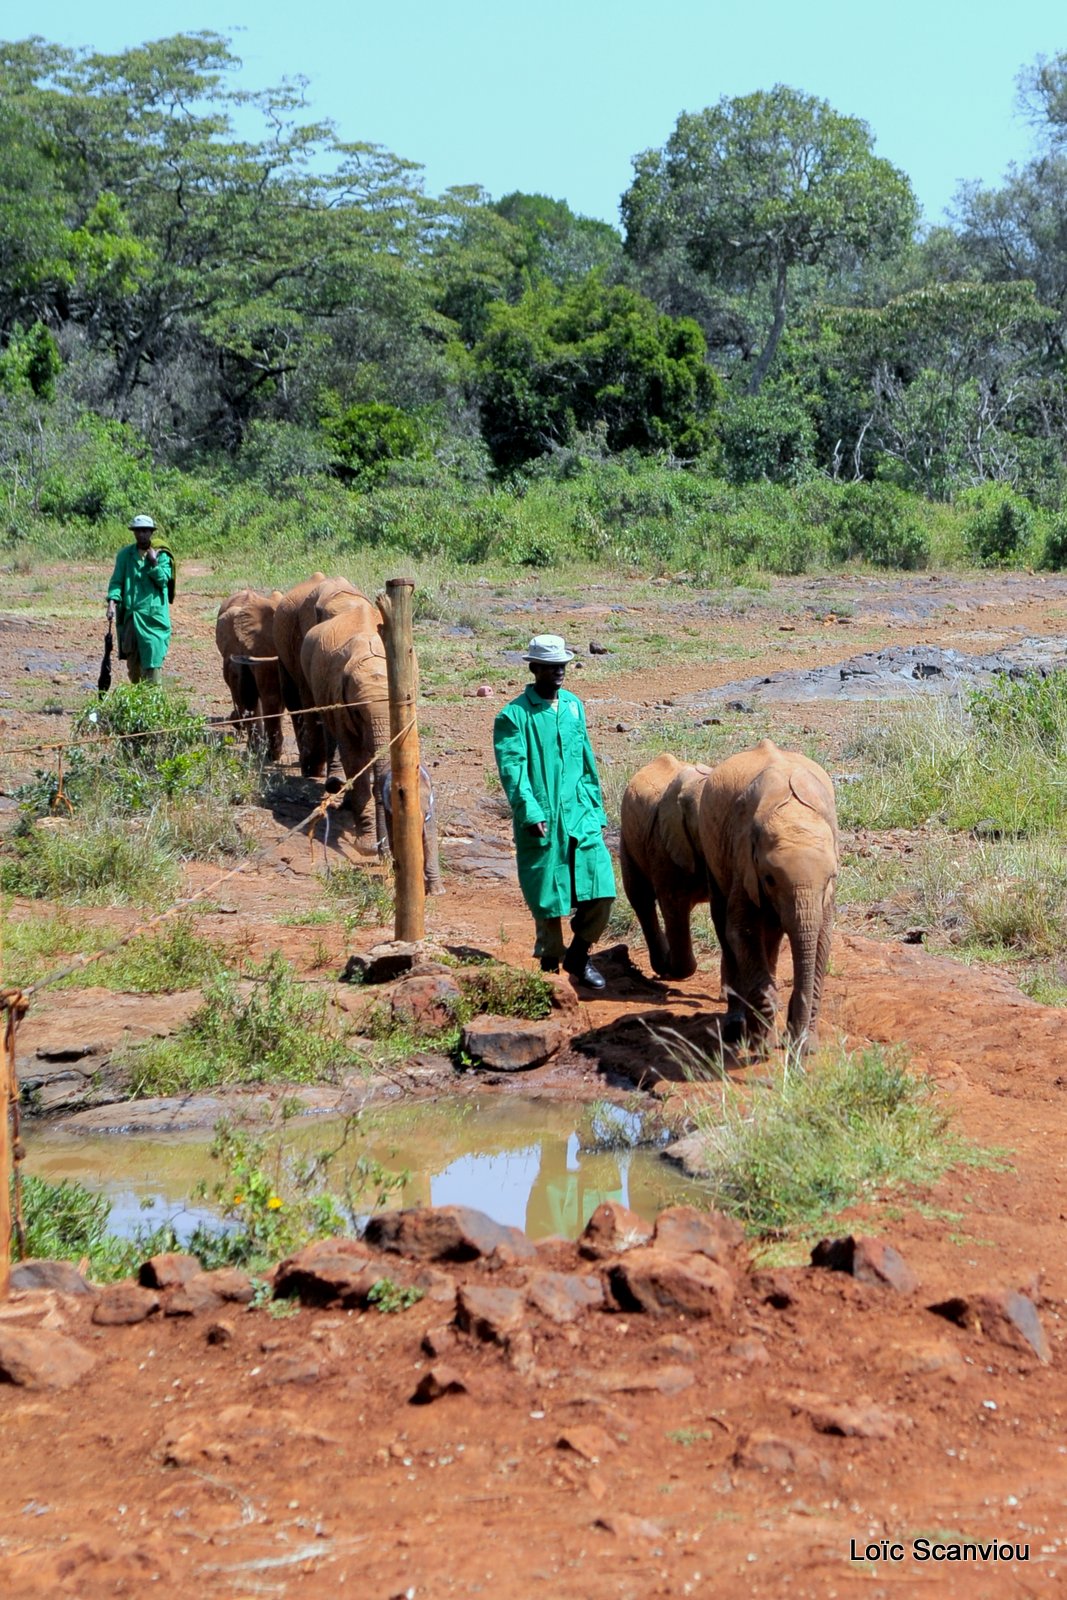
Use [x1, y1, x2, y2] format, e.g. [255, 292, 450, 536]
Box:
[698, 739, 838, 1051]
[273, 574, 372, 777]
[620, 753, 711, 978]
[215, 588, 285, 760]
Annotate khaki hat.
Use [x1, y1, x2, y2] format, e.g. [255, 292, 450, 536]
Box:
[522, 634, 574, 664]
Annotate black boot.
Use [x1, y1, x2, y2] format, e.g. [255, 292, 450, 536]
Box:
[562, 939, 606, 990]
[539, 956, 560, 974]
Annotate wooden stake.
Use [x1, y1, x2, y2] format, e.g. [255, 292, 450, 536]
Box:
[0, 1009, 13, 1303]
[377, 578, 425, 943]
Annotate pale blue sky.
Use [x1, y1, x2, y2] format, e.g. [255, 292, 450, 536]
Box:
[14, 0, 1065, 227]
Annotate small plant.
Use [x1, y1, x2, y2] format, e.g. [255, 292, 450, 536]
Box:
[321, 863, 393, 927]
[367, 1277, 424, 1314]
[453, 964, 553, 1023]
[92, 916, 226, 992]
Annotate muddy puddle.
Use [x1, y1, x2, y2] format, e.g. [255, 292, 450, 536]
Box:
[25, 1096, 705, 1244]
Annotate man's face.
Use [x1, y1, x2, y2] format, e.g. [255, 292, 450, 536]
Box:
[531, 660, 566, 697]
[133, 526, 153, 551]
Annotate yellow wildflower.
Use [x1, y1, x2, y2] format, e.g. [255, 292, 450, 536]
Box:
[267, 1195, 283, 1210]
[233, 1192, 245, 1205]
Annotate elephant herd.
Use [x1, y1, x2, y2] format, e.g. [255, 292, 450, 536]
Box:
[214, 576, 443, 894]
[620, 741, 839, 1051]
[215, 580, 837, 1047]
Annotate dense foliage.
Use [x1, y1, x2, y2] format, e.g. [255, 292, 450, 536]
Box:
[4, 34, 1067, 569]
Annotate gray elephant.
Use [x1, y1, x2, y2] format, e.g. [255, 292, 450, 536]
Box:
[619, 753, 711, 979]
[697, 739, 838, 1051]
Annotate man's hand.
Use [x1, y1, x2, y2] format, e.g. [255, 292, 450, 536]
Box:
[145, 548, 158, 566]
[527, 822, 547, 838]
[106, 600, 115, 622]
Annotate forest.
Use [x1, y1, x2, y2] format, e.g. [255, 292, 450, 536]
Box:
[3, 32, 1067, 574]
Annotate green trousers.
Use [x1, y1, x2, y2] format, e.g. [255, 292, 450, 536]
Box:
[532, 839, 614, 967]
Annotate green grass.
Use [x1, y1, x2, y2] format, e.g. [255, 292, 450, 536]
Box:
[321, 863, 393, 927]
[684, 1041, 983, 1235]
[91, 917, 227, 992]
[0, 903, 121, 987]
[119, 954, 353, 1096]
[0, 812, 181, 906]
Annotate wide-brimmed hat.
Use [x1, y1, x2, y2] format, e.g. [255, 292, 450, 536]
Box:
[522, 633, 574, 664]
[129, 514, 156, 531]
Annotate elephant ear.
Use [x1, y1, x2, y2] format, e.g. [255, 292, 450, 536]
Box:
[789, 768, 832, 813]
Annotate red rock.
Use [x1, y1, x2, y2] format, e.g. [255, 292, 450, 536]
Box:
[578, 1201, 653, 1260]
[411, 1364, 469, 1404]
[389, 973, 463, 1031]
[421, 1326, 458, 1359]
[273, 1238, 378, 1307]
[0, 1326, 96, 1389]
[460, 1015, 564, 1071]
[751, 1269, 800, 1309]
[524, 1271, 604, 1323]
[92, 1283, 160, 1326]
[164, 1268, 255, 1317]
[727, 1336, 770, 1367]
[652, 1205, 744, 1264]
[929, 1289, 1050, 1363]
[206, 1320, 235, 1346]
[475, 684, 494, 698]
[593, 1513, 663, 1541]
[607, 1248, 736, 1320]
[805, 1401, 905, 1439]
[734, 1432, 831, 1478]
[604, 1365, 694, 1397]
[557, 1425, 617, 1462]
[454, 1284, 525, 1344]
[9, 1259, 95, 1296]
[365, 1204, 537, 1263]
[810, 1234, 919, 1294]
[139, 1252, 202, 1290]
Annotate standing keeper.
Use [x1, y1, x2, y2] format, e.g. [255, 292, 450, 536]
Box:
[494, 634, 616, 989]
[105, 514, 173, 684]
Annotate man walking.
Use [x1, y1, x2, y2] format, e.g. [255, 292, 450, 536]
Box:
[106, 514, 173, 684]
[494, 634, 616, 989]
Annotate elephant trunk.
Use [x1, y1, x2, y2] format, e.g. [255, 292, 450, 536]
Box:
[784, 886, 824, 1049]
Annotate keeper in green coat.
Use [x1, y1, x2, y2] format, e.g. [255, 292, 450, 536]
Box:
[105, 514, 173, 684]
[493, 634, 616, 990]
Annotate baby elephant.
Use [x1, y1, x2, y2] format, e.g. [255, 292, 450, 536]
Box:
[619, 753, 711, 979]
[698, 739, 838, 1051]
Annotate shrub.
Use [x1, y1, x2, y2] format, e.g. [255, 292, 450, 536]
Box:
[717, 388, 816, 486]
[1040, 513, 1067, 571]
[828, 481, 930, 569]
[961, 486, 1036, 567]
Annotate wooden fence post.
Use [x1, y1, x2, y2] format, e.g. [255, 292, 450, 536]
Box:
[377, 578, 425, 944]
[0, 1004, 15, 1303]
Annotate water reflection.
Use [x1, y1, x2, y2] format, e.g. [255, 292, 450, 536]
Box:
[26, 1097, 705, 1242]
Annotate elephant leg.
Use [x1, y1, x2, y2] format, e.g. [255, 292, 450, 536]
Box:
[619, 845, 670, 976]
[255, 667, 284, 762]
[725, 894, 777, 1046]
[660, 895, 697, 981]
[709, 883, 745, 1039]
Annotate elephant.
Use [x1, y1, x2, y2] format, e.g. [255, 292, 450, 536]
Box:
[697, 739, 838, 1051]
[301, 614, 444, 895]
[215, 588, 285, 760]
[273, 575, 370, 776]
[619, 753, 711, 978]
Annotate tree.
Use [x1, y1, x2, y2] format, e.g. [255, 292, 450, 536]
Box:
[491, 193, 624, 290]
[474, 274, 721, 470]
[622, 85, 917, 393]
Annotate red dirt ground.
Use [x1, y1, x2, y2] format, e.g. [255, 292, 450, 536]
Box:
[1, 566, 1066, 1596]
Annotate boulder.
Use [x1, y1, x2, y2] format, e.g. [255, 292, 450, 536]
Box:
[524, 1271, 604, 1324]
[928, 1289, 1050, 1364]
[92, 1283, 160, 1326]
[810, 1235, 919, 1294]
[411, 1364, 469, 1404]
[164, 1269, 255, 1317]
[341, 942, 424, 985]
[733, 1432, 831, 1479]
[365, 1205, 537, 1263]
[460, 1014, 564, 1072]
[607, 1248, 736, 1320]
[139, 1253, 203, 1291]
[9, 1259, 94, 1296]
[388, 973, 463, 1031]
[273, 1238, 378, 1308]
[454, 1285, 525, 1344]
[578, 1201, 653, 1260]
[652, 1205, 744, 1265]
[0, 1326, 96, 1389]
[557, 1425, 617, 1463]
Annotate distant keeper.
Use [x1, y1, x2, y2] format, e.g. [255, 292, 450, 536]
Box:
[106, 514, 173, 684]
[493, 634, 616, 989]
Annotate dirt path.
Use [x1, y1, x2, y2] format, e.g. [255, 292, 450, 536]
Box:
[2, 565, 1067, 1595]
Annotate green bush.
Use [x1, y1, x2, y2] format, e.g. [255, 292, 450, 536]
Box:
[37, 414, 158, 524]
[828, 481, 930, 569]
[717, 388, 816, 486]
[1040, 513, 1067, 571]
[961, 486, 1036, 567]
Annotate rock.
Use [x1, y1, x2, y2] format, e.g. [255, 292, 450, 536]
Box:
[341, 942, 424, 985]
[733, 1432, 830, 1479]
[810, 1235, 919, 1294]
[727, 1336, 770, 1368]
[0, 1326, 95, 1389]
[164, 1269, 255, 1317]
[615, 722, 633, 734]
[460, 1015, 564, 1072]
[92, 1283, 160, 1326]
[474, 684, 494, 697]
[206, 1320, 235, 1346]
[928, 1290, 1050, 1363]
[273, 1238, 378, 1307]
[139, 1252, 202, 1291]
[898, 1339, 966, 1378]
[411, 1364, 469, 1404]
[365, 1205, 537, 1263]
[412, 1266, 458, 1308]
[524, 1271, 604, 1324]
[653, 1205, 744, 1264]
[388, 973, 463, 1031]
[9, 1259, 94, 1296]
[588, 641, 610, 655]
[650, 1333, 697, 1364]
[455, 1285, 526, 1344]
[557, 1425, 617, 1462]
[806, 1401, 905, 1439]
[661, 1134, 712, 1180]
[607, 1248, 736, 1320]
[594, 1513, 664, 1541]
[751, 1269, 800, 1309]
[578, 1201, 653, 1260]
[421, 1326, 458, 1359]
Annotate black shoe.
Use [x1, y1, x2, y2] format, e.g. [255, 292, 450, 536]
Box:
[539, 957, 560, 974]
[571, 959, 605, 990]
[563, 940, 606, 990]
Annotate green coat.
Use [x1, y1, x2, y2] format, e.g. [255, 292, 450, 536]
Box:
[106, 545, 173, 670]
[493, 684, 616, 920]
